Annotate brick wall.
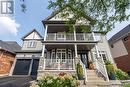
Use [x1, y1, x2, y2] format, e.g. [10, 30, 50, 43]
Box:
[0, 50, 15, 74]
[114, 33, 130, 72]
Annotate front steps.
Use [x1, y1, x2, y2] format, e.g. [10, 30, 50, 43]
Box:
[80, 70, 121, 87]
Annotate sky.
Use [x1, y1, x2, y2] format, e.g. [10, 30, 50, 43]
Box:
[0, 0, 130, 46]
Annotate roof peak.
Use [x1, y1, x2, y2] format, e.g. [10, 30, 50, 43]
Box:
[22, 29, 42, 40]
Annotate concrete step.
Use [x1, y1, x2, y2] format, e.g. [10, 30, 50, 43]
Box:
[79, 80, 110, 87]
[87, 77, 104, 80]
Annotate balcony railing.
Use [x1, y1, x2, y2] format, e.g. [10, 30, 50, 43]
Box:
[44, 59, 75, 70]
[46, 33, 95, 41]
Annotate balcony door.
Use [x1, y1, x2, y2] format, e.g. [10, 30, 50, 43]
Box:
[57, 32, 65, 40]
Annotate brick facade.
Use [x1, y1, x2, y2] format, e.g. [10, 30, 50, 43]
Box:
[0, 50, 15, 74]
[114, 33, 130, 72]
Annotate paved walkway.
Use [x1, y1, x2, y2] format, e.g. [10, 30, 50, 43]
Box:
[0, 76, 33, 87]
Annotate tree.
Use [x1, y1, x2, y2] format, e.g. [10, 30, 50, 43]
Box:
[21, 0, 130, 32]
[48, 0, 130, 32]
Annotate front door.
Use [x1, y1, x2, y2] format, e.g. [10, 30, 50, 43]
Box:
[56, 49, 66, 63]
[78, 53, 88, 68]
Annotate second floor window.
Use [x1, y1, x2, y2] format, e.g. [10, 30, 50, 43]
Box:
[27, 40, 36, 48]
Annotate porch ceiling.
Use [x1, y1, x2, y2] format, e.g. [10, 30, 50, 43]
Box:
[45, 44, 95, 50]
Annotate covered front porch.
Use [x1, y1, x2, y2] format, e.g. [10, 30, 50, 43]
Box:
[42, 44, 96, 71]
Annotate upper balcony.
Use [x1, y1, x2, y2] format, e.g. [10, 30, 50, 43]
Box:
[45, 33, 97, 42]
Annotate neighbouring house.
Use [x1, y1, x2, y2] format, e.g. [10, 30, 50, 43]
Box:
[109, 24, 130, 74]
[0, 40, 21, 75]
[37, 8, 115, 83]
[10, 29, 43, 78]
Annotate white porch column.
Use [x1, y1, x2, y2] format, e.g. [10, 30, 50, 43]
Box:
[73, 25, 76, 41]
[74, 44, 78, 58]
[41, 25, 48, 57]
[73, 25, 78, 58]
[41, 25, 48, 70]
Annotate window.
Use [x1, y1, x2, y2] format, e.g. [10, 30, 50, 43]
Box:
[99, 51, 108, 61]
[27, 40, 36, 48]
[51, 50, 56, 62]
[57, 32, 65, 40]
[92, 51, 108, 61]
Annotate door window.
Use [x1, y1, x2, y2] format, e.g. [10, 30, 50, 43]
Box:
[56, 49, 66, 63]
[57, 32, 65, 40]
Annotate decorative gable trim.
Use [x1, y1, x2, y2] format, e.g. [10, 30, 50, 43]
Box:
[22, 29, 42, 40]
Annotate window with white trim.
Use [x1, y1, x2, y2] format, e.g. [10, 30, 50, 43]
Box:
[51, 50, 56, 62]
[27, 40, 36, 48]
[57, 32, 65, 40]
[99, 51, 108, 61]
[92, 51, 108, 61]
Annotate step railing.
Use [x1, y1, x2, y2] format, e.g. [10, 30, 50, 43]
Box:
[80, 60, 88, 82]
[95, 59, 109, 81]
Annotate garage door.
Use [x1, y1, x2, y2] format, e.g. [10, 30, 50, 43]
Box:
[13, 59, 31, 75]
[31, 59, 39, 76]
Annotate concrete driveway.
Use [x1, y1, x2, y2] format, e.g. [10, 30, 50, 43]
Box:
[0, 76, 34, 87]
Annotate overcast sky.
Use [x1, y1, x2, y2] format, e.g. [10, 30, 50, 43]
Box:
[0, 0, 129, 45]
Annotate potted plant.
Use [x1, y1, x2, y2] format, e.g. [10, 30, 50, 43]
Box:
[89, 61, 94, 70]
[105, 60, 116, 80]
[76, 62, 84, 80]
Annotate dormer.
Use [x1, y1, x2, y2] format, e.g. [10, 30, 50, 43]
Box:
[21, 29, 43, 51]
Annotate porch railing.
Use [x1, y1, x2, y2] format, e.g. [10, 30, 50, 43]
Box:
[44, 59, 75, 70]
[80, 60, 87, 81]
[46, 33, 94, 41]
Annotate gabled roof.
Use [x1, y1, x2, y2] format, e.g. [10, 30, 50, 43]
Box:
[42, 6, 95, 25]
[22, 29, 42, 40]
[0, 40, 21, 54]
[43, 10, 60, 22]
[109, 24, 130, 44]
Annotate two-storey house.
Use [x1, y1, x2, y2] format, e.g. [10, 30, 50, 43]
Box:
[38, 9, 115, 82]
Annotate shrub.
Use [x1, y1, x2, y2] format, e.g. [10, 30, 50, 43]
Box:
[30, 74, 80, 87]
[105, 60, 116, 80]
[123, 83, 130, 87]
[76, 63, 84, 80]
[116, 69, 129, 80]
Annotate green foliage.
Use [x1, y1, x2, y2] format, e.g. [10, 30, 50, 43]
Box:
[123, 83, 130, 87]
[76, 63, 84, 78]
[105, 60, 115, 74]
[30, 74, 80, 87]
[106, 64, 116, 74]
[116, 69, 129, 80]
[105, 60, 112, 65]
[48, 0, 130, 32]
